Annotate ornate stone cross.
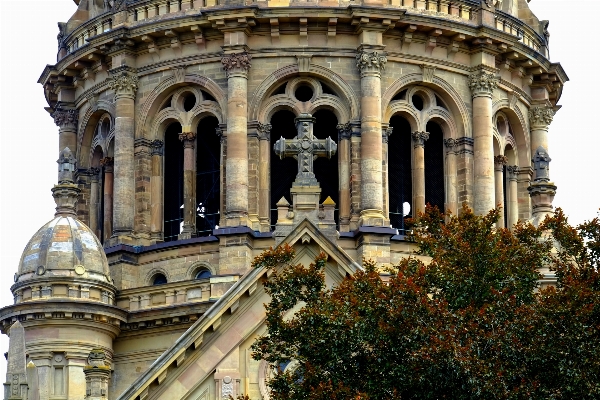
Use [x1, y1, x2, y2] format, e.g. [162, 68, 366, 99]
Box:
[273, 113, 337, 186]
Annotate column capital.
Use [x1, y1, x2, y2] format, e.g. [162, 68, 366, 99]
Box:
[506, 165, 519, 180]
[257, 122, 272, 141]
[382, 126, 393, 143]
[356, 50, 387, 77]
[468, 70, 498, 98]
[100, 157, 114, 173]
[52, 107, 78, 129]
[108, 69, 138, 99]
[221, 52, 252, 78]
[494, 155, 508, 171]
[179, 132, 196, 148]
[529, 106, 554, 130]
[337, 122, 352, 140]
[412, 131, 429, 148]
[150, 139, 164, 156]
[444, 138, 457, 151]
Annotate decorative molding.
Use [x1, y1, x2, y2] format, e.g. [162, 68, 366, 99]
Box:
[412, 131, 429, 148]
[356, 50, 387, 75]
[221, 52, 252, 77]
[529, 106, 554, 129]
[52, 108, 78, 129]
[468, 70, 498, 97]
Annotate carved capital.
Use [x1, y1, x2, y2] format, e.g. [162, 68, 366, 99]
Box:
[444, 138, 456, 149]
[52, 108, 78, 129]
[221, 52, 252, 77]
[356, 51, 387, 76]
[179, 132, 197, 147]
[468, 70, 498, 97]
[336, 122, 352, 140]
[150, 140, 164, 156]
[109, 71, 138, 98]
[529, 106, 554, 129]
[494, 155, 508, 165]
[216, 126, 226, 143]
[412, 131, 429, 148]
[257, 123, 272, 141]
[506, 165, 519, 178]
[382, 126, 393, 144]
[100, 157, 114, 168]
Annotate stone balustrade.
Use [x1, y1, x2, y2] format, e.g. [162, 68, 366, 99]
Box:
[495, 11, 545, 56]
[12, 281, 115, 306]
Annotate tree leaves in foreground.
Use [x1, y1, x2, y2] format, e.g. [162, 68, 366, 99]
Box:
[251, 205, 600, 399]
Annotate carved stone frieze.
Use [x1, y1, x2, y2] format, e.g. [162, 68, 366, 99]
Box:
[468, 70, 498, 97]
[356, 51, 387, 75]
[221, 52, 252, 77]
[529, 106, 554, 129]
[412, 131, 429, 148]
[52, 108, 78, 129]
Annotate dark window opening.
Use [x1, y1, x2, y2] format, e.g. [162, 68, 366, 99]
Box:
[270, 110, 298, 230]
[503, 164, 508, 228]
[321, 83, 336, 96]
[201, 90, 215, 102]
[195, 116, 221, 236]
[195, 269, 212, 280]
[272, 83, 287, 96]
[183, 93, 196, 112]
[153, 273, 168, 285]
[435, 95, 448, 110]
[389, 115, 412, 234]
[412, 94, 424, 111]
[163, 122, 184, 242]
[425, 121, 445, 212]
[393, 89, 408, 101]
[295, 85, 313, 102]
[312, 109, 339, 226]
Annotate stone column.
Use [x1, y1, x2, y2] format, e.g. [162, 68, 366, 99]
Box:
[89, 168, 100, 238]
[528, 105, 554, 178]
[257, 123, 271, 232]
[382, 126, 392, 222]
[109, 69, 138, 241]
[412, 131, 429, 216]
[356, 48, 387, 226]
[83, 349, 110, 400]
[444, 138, 458, 216]
[507, 165, 519, 229]
[100, 157, 114, 243]
[468, 69, 498, 215]
[337, 123, 352, 232]
[494, 155, 508, 228]
[150, 140, 164, 241]
[179, 132, 197, 239]
[52, 107, 78, 162]
[221, 52, 251, 227]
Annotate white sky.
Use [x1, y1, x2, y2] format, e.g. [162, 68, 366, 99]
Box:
[0, 0, 598, 381]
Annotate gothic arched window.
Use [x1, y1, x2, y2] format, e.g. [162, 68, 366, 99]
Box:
[163, 122, 184, 242]
[195, 116, 221, 236]
[388, 115, 413, 233]
[425, 121, 445, 212]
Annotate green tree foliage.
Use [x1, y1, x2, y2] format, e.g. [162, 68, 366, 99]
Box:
[251, 206, 600, 399]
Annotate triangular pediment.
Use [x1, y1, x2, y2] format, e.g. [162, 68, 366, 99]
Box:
[116, 221, 361, 400]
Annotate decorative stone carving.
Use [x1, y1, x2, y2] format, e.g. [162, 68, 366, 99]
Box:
[532, 146, 551, 182]
[356, 50, 387, 74]
[468, 70, 498, 97]
[506, 165, 519, 178]
[412, 131, 429, 148]
[179, 132, 196, 148]
[382, 126, 393, 143]
[52, 108, 78, 128]
[222, 376, 234, 398]
[53, 147, 81, 217]
[150, 140, 164, 156]
[336, 122, 352, 140]
[221, 52, 252, 76]
[87, 348, 109, 368]
[257, 123, 272, 141]
[109, 71, 139, 97]
[100, 157, 114, 167]
[529, 106, 554, 129]
[444, 138, 456, 149]
[216, 126, 226, 143]
[494, 155, 508, 165]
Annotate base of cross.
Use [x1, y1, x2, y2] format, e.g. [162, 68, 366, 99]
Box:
[274, 183, 337, 244]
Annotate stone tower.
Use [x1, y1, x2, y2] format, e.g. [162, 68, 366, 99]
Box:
[2, 0, 566, 399]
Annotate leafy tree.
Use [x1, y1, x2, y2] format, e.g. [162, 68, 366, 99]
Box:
[252, 206, 600, 399]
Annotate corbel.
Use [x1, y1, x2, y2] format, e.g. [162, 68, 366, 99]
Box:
[193, 333, 204, 349]
[426, 29, 442, 56]
[507, 91, 520, 110]
[420, 64, 436, 83]
[165, 30, 181, 56]
[190, 25, 205, 50]
[139, 387, 149, 400]
[157, 370, 168, 385]
[402, 25, 417, 51]
[299, 18, 308, 46]
[142, 35, 160, 61]
[447, 33, 465, 60]
[328, 18, 337, 45]
[62, 68, 78, 77]
[270, 18, 280, 44]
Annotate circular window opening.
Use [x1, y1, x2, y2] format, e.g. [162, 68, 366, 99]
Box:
[195, 269, 211, 280]
[412, 94, 424, 111]
[152, 273, 168, 286]
[295, 85, 313, 102]
[183, 93, 196, 112]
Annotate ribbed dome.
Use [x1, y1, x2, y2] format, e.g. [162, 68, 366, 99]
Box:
[16, 216, 111, 285]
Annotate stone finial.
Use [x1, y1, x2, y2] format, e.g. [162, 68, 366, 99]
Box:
[57, 147, 77, 184]
[52, 147, 81, 218]
[5, 321, 27, 400]
[506, 165, 519, 178]
[84, 349, 110, 400]
[356, 50, 387, 75]
[221, 52, 252, 77]
[468, 70, 498, 97]
[532, 146, 551, 182]
[52, 108, 78, 129]
[529, 106, 554, 129]
[412, 131, 429, 148]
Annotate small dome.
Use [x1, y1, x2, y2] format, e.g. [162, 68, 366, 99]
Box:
[16, 216, 110, 285]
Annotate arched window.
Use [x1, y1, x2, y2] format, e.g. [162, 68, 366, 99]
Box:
[388, 115, 413, 233]
[424, 121, 445, 212]
[195, 116, 221, 236]
[194, 269, 211, 280]
[152, 273, 168, 285]
[163, 122, 184, 242]
[312, 109, 339, 222]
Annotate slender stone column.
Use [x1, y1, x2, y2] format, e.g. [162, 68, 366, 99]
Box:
[494, 155, 508, 227]
[89, 168, 100, 238]
[469, 69, 498, 215]
[528, 106, 554, 178]
[412, 131, 429, 216]
[100, 157, 114, 243]
[221, 52, 251, 227]
[257, 123, 271, 232]
[337, 123, 352, 232]
[507, 165, 519, 229]
[109, 69, 138, 240]
[444, 138, 458, 215]
[179, 132, 197, 239]
[382, 126, 392, 222]
[150, 140, 164, 240]
[52, 108, 78, 163]
[84, 349, 110, 400]
[356, 48, 387, 226]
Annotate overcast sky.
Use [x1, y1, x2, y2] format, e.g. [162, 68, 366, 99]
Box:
[0, 0, 598, 381]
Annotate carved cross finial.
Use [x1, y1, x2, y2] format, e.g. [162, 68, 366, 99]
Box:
[273, 113, 337, 186]
[532, 146, 552, 182]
